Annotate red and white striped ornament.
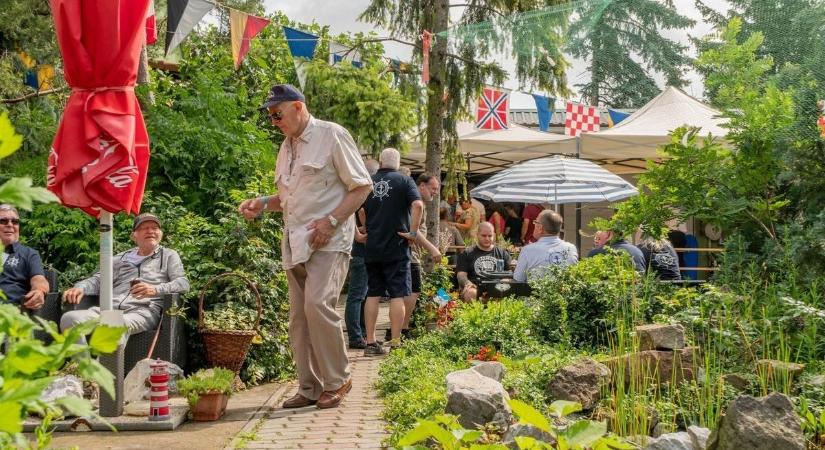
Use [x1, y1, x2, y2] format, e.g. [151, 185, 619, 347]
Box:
[148, 360, 170, 421]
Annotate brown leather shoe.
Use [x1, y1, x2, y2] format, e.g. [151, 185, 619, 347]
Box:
[282, 393, 316, 409]
[316, 379, 352, 409]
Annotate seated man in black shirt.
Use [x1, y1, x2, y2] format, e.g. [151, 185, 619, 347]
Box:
[456, 222, 511, 301]
[0, 204, 48, 310]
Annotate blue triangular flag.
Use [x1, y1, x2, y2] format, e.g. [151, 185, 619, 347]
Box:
[531, 94, 553, 132]
[607, 109, 631, 127]
[282, 26, 318, 59]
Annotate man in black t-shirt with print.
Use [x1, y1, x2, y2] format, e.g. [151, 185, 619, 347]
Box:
[361, 148, 423, 355]
[456, 221, 511, 301]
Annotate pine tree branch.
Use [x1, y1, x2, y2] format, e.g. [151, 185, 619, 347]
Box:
[1, 86, 67, 104]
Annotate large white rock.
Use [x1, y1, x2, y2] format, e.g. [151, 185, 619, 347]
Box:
[446, 368, 512, 429]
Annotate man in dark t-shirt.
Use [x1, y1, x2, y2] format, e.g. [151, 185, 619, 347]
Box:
[0, 204, 48, 310]
[456, 222, 511, 300]
[361, 149, 422, 354]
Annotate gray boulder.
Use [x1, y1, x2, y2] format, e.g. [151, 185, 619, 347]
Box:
[502, 424, 556, 449]
[472, 361, 506, 382]
[446, 368, 512, 429]
[546, 358, 610, 410]
[707, 393, 804, 450]
[645, 432, 693, 450]
[636, 324, 686, 351]
[687, 426, 710, 450]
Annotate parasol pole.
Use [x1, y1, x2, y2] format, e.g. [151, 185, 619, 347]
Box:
[99, 211, 113, 311]
[98, 210, 125, 417]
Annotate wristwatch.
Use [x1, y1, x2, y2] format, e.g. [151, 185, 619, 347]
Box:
[328, 215, 339, 228]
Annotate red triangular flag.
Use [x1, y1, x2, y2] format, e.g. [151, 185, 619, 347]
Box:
[145, 0, 157, 45]
[230, 10, 270, 69]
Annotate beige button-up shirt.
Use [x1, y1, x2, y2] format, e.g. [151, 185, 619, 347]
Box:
[275, 116, 372, 269]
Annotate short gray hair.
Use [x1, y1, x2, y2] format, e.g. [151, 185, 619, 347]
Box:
[0, 204, 19, 217]
[379, 148, 401, 170]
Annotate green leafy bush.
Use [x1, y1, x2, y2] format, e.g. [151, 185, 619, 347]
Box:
[177, 367, 235, 407]
[0, 304, 126, 449]
[531, 253, 640, 348]
[444, 298, 541, 358]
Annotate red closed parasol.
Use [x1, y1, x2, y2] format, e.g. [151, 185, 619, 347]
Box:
[48, 0, 151, 216]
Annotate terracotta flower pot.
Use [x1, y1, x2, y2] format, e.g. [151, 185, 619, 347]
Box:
[190, 392, 229, 421]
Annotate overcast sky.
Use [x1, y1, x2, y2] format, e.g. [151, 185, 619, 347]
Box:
[264, 0, 725, 109]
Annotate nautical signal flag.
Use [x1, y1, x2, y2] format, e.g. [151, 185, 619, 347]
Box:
[230, 10, 269, 69]
[145, 0, 157, 45]
[564, 102, 600, 136]
[165, 0, 214, 57]
[476, 86, 510, 130]
[282, 26, 320, 89]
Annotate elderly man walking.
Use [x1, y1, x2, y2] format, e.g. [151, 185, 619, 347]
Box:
[239, 84, 372, 410]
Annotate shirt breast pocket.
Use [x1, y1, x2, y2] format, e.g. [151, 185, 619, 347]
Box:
[299, 163, 327, 192]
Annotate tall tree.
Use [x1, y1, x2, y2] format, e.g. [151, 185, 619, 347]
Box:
[568, 0, 694, 107]
[360, 0, 572, 245]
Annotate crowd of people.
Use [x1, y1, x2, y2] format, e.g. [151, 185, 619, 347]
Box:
[1, 84, 686, 414]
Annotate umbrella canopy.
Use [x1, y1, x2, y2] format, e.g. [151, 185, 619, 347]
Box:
[47, 0, 151, 216]
[470, 156, 638, 204]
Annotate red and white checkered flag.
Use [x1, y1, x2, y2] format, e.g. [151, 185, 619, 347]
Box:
[564, 102, 600, 136]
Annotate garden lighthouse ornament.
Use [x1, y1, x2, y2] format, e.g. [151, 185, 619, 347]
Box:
[149, 359, 171, 421]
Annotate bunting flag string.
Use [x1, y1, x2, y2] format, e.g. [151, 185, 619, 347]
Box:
[329, 41, 363, 68]
[230, 10, 270, 69]
[531, 94, 553, 132]
[564, 101, 600, 136]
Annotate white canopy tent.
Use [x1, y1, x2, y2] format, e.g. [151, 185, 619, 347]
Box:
[580, 87, 729, 174]
[401, 122, 577, 175]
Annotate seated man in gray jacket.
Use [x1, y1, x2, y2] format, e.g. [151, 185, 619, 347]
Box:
[60, 213, 190, 337]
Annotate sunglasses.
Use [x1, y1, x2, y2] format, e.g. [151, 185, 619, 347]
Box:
[267, 110, 284, 121]
[0, 218, 20, 225]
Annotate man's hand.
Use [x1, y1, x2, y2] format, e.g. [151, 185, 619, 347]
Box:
[22, 289, 45, 310]
[430, 249, 442, 264]
[306, 217, 335, 250]
[130, 282, 158, 299]
[355, 227, 367, 244]
[238, 197, 264, 221]
[63, 287, 84, 304]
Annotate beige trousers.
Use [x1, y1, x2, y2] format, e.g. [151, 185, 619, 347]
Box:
[285, 250, 351, 400]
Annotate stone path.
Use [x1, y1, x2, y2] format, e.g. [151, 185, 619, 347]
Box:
[237, 301, 390, 450]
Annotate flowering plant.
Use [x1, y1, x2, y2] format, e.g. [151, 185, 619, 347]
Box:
[467, 345, 502, 362]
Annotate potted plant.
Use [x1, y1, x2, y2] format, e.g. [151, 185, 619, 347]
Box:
[178, 367, 234, 421]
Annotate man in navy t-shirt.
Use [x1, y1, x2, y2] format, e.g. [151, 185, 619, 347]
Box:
[0, 204, 49, 310]
[361, 148, 422, 355]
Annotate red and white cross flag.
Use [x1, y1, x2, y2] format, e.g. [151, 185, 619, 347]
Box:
[564, 102, 600, 136]
[476, 86, 510, 130]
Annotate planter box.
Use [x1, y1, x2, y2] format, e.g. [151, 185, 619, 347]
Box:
[190, 392, 228, 421]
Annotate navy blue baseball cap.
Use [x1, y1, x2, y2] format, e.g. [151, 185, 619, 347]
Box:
[261, 84, 305, 109]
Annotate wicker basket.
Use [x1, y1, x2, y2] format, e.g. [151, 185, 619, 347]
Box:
[198, 272, 263, 375]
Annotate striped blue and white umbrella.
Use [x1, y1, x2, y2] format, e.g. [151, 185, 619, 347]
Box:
[470, 156, 638, 204]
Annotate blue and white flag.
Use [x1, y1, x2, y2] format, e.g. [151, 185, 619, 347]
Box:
[329, 41, 362, 68]
[607, 108, 631, 127]
[282, 26, 319, 89]
[531, 94, 554, 132]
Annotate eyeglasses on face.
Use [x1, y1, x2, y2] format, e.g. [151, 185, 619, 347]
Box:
[0, 218, 20, 225]
[267, 110, 284, 121]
